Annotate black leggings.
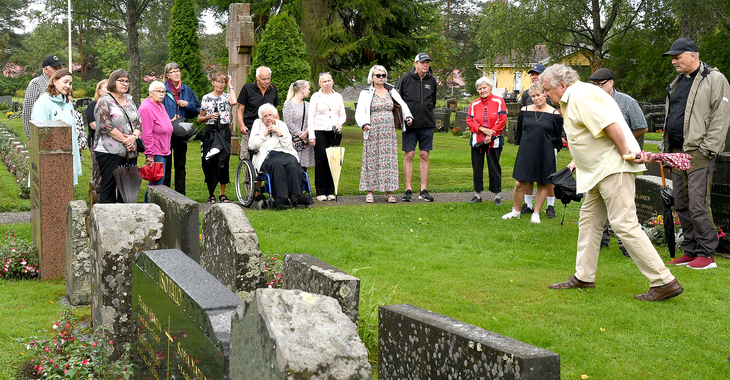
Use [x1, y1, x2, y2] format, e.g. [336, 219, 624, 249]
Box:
[313, 130, 342, 195]
[96, 152, 138, 203]
[471, 146, 502, 194]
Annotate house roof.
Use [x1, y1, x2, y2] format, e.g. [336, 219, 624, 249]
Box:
[475, 45, 590, 69]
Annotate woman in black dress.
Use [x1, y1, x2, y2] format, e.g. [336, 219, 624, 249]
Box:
[502, 83, 563, 223]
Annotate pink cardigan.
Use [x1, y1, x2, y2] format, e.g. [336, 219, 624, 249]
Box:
[139, 97, 173, 156]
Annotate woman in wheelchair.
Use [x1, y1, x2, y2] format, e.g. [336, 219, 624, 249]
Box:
[249, 103, 313, 208]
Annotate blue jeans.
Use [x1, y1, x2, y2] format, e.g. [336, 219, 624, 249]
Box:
[144, 155, 167, 203]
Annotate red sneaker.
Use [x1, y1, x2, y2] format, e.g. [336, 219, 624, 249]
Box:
[687, 256, 717, 270]
[667, 254, 694, 265]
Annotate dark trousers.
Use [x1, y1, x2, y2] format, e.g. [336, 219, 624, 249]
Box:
[163, 137, 187, 195]
[96, 152, 137, 204]
[471, 146, 502, 194]
[672, 150, 717, 257]
[313, 130, 342, 195]
[262, 152, 302, 199]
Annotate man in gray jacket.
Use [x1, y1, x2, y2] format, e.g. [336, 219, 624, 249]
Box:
[663, 38, 730, 270]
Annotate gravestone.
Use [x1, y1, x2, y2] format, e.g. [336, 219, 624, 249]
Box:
[379, 304, 560, 380]
[282, 253, 360, 324]
[30, 120, 74, 279]
[345, 106, 356, 125]
[226, 3, 255, 154]
[0, 95, 11, 107]
[132, 249, 243, 379]
[507, 117, 518, 144]
[200, 204, 265, 292]
[634, 175, 669, 224]
[229, 288, 371, 380]
[89, 204, 164, 359]
[711, 153, 730, 254]
[66, 200, 91, 306]
[148, 185, 200, 262]
[433, 108, 451, 132]
[454, 110, 469, 131]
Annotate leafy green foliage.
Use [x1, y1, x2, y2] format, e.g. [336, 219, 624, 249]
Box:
[0, 230, 38, 280]
[168, 0, 211, 100]
[199, 32, 228, 76]
[9, 21, 67, 75]
[246, 12, 311, 101]
[93, 34, 130, 76]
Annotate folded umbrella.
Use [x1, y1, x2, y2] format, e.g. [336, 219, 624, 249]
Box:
[113, 153, 142, 203]
[548, 167, 584, 225]
[623, 151, 693, 170]
[659, 163, 677, 258]
[325, 146, 345, 202]
[140, 162, 164, 182]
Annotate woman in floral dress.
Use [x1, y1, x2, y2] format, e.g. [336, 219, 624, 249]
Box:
[355, 65, 412, 203]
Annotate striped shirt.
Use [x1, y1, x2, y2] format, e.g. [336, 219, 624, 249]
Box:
[22, 73, 50, 138]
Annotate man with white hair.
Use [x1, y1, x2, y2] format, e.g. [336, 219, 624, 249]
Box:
[236, 66, 279, 160]
[541, 64, 682, 301]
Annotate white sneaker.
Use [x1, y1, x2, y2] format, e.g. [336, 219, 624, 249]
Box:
[327, 194, 336, 201]
[317, 195, 327, 202]
[502, 209, 521, 219]
[531, 213, 541, 224]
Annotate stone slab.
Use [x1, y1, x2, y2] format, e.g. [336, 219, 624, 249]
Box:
[132, 249, 243, 379]
[89, 204, 164, 359]
[379, 304, 560, 380]
[229, 289, 371, 380]
[66, 200, 91, 306]
[200, 204, 265, 292]
[282, 253, 360, 325]
[148, 185, 200, 262]
[30, 120, 73, 279]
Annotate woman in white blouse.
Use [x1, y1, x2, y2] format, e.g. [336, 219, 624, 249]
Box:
[307, 72, 346, 201]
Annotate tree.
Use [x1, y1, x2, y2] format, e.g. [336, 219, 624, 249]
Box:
[10, 21, 68, 75]
[475, 0, 654, 72]
[245, 12, 311, 101]
[168, 0, 210, 98]
[0, 0, 29, 55]
[93, 34, 130, 76]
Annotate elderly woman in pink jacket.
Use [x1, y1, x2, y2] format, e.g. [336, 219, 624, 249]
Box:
[139, 80, 173, 202]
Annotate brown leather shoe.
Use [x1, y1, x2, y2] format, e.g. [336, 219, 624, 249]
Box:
[549, 275, 595, 289]
[634, 279, 683, 301]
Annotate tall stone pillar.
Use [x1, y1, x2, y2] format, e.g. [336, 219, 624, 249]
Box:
[226, 3, 255, 155]
[30, 120, 74, 279]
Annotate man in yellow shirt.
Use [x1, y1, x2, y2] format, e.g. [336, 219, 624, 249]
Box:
[541, 64, 682, 301]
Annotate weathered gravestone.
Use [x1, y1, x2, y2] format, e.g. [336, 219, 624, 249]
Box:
[132, 249, 243, 379]
[66, 200, 91, 306]
[282, 253, 360, 325]
[148, 185, 200, 262]
[30, 120, 74, 279]
[89, 204, 164, 359]
[379, 304, 560, 380]
[200, 203, 265, 292]
[0, 95, 11, 107]
[229, 288, 371, 380]
[454, 111, 469, 132]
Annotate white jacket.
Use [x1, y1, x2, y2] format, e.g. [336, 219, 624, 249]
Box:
[355, 84, 412, 129]
[307, 91, 347, 139]
[248, 118, 299, 172]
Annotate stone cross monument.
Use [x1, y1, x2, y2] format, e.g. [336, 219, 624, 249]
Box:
[226, 3, 255, 155]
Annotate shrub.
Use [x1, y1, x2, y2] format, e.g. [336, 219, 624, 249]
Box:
[0, 230, 38, 279]
[15, 89, 26, 98]
[0, 126, 30, 198]
[168, 0, 211, 99]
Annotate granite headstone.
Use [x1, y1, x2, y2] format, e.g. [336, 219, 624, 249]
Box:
[66, 200, 91, 306]
[147, 185, 200, 262]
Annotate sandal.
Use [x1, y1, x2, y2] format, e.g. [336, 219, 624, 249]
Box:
[207, 196, 217, 203]
[219, 194, 230, 203]
[365, 194, 374, 203]
[387, 195, 396, 203]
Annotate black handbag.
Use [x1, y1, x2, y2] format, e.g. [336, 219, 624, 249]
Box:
[171, 104, 194, 138]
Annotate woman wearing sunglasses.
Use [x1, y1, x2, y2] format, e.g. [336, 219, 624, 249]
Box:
[355, 65, 412, 203]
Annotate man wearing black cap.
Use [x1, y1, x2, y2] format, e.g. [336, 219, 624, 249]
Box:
[662, 38, 730, 270]
[22, 55, 63, 139]
[589, 67, 648, 256]
[514, 63, 558, 218]
[396, 52, 438, 202]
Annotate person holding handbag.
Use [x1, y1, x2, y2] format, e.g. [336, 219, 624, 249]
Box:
[30, 68, 83, 187]
[198, 72, 237, 203]
[282, 80, 314, 172]
[355, 65, 412, 203]
[162, 62, 200, 196]
[139, 81, 173, 202]
[93, 69, 143, 203]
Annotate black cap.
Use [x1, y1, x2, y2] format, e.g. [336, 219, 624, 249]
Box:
[42, 55, 63, 68]
[414, 52, 432, 62]
[528, 64, 546, 74]
[663, 38, 699, 56]
[588, 68, 615, 81]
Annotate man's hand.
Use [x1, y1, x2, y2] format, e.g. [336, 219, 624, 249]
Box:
[567, 160, 576, 173]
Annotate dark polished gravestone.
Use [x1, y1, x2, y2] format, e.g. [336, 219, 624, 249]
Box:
[634, 175, 669, 224]
[379, 304, 560, 380]
[131, 249, 243, 380]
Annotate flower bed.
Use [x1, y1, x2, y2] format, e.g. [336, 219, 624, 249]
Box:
[0, 230, 38, 279]
[0, 126, 30, 198]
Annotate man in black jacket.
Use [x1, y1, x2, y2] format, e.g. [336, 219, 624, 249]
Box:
[396, 53, 438, 202]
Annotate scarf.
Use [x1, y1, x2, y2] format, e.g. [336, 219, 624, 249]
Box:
[166, 79, 182, 101]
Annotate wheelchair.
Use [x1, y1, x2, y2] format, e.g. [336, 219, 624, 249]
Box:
[235, 150, 311, 209]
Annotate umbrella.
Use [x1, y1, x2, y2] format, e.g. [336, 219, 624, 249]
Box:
[659, 163, 677, 258]
[623, 151, 693, 170]
[326, 146, 345, 202]
[548, 167, 584, 225]
[113, 156, 142, 203]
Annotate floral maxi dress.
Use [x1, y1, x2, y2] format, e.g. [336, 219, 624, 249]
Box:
[359, 92, 398, 192]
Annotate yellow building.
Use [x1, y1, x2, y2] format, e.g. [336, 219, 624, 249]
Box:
[474, 46, 591, 96]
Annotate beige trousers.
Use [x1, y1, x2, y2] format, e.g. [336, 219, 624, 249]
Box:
[575, 172, 675, 287]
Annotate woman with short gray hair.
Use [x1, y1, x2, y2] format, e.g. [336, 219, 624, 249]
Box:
[139, 80, 174, 202]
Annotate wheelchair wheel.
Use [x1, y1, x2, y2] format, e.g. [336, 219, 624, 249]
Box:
[235, 159, 255, 207]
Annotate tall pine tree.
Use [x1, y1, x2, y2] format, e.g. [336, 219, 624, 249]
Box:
[167, 0, 210, 98]
[246, 12, 311, 101]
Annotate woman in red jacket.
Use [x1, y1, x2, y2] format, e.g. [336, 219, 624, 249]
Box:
[466, 77, 507, 205]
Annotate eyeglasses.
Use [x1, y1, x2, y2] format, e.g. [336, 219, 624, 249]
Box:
[373, 74, 387, 79]
[319, 72, 330, 77]
[167, 69, 180, 74]
[592, 80, 610, 88]
[116, 79, 130, 85]
[152, 90, 166, 93]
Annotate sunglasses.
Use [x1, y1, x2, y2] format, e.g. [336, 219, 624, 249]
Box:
[373, 74, 387, 79]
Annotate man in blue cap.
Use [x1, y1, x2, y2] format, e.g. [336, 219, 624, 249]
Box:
[662, 38, 729, 270]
